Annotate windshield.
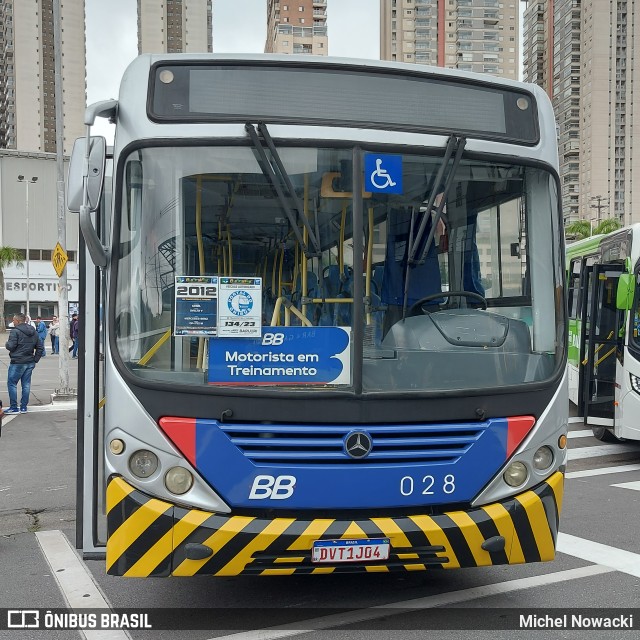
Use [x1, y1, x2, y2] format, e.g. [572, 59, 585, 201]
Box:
[114, 145, 564, 393]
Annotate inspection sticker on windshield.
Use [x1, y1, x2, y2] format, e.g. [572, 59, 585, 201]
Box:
[174, 276, 218, 336]
[217, 277, 262, 338]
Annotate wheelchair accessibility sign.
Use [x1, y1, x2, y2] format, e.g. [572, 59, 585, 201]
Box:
[364, 154, 403, 194]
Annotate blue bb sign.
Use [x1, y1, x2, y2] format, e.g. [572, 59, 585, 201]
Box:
[208, 326, 351, 386]
[364, 154, 403, 194]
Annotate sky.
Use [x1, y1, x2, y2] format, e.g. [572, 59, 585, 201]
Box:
[85, 0, 380, 137]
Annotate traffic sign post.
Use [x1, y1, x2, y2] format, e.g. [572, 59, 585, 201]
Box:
[52, 242, 68, 278]
[52, 0, 74, 401]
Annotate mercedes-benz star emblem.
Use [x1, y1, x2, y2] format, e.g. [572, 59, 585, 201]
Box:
[344, 431, 373, 459]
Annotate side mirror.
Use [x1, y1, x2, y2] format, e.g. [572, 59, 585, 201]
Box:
[67, 136, 106, 213]
[616, 273, 634, 310]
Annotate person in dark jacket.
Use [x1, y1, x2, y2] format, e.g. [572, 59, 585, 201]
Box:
[5, 313, 44, 414]
[70, 313, 79, 359]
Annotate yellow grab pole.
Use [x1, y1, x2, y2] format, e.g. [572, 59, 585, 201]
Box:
[582, 331, 615, 365]
[302, 175, 309, 320]
[339, 204, 346, 275]
[287, 302, 313, 327]
[271, 296, 284, 326]
[278, 247, 284, 298]
[138, 330, 171, 366]
[196, 177, 205, 370]
[217, 221, 223, 275]
[366, 207, 374, 325]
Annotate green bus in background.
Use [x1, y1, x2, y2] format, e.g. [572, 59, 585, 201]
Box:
[566, 225, 640, 442]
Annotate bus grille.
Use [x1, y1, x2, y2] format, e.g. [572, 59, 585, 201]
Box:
[217, 422, 487, 466]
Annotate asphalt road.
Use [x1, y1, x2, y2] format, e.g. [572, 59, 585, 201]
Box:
[0, 349, 639, 639]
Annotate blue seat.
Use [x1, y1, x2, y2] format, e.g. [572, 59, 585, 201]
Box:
[333, 270, 353, 327]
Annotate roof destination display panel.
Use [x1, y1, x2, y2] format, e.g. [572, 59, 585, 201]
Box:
[149, 62, 539, 144]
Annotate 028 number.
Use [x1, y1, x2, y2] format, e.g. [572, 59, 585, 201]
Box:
[399, 474, 456, 496]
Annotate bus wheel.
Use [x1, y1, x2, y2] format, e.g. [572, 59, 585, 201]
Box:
[592, 426, 624, 442]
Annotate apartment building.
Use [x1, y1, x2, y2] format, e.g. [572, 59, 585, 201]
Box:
[523, 0, 580, 224]
[0, 0, 85, 154]
[523, 0, 640, 226]
[138, 0, 212, 54]
[380, 0, 520, 80]
[265, 0, 328, 55]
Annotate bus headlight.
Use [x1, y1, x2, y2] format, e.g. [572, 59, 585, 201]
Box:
[165, 467, 194, 495]
[128, 450, 159, 478]
[503, 461, 528, 487]
[533, 446, 554, 471]
[630, 373, 640, 394]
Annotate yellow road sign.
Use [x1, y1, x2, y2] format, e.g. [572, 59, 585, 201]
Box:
[52, 242, 68, 277]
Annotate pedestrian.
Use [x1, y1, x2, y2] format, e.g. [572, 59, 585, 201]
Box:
[49, 315, 60, 354]
[25, 314, 36, 328]
[35, 316, 48, 357]
[70, 313, 79, 359]
[4, 313, 44, 414]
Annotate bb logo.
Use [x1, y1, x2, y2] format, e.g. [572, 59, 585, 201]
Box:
[261, 332, 285, 346]
[249, 475, 296, 499]
[227, 290, 253, 316]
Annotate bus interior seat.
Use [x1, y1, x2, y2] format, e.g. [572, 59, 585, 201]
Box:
[372, 265, 384, 295]
[292, 271, 321, 323]
[320, 265, 350, 326]
[333, 269, 354, 326]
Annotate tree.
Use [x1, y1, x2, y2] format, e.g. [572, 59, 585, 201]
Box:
[565, 220, 592, 240]
[565, 218, 622, 241]
[0, 247, 24, 331]
[593, 218, 622, 235]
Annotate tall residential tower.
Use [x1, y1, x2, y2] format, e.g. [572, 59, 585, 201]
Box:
[265, 0, 328, 55]
[523, 0, 639, 226]
[380, 0, 520, 80]
[138, 0, 212, 54]
[0, 0, 85, 154]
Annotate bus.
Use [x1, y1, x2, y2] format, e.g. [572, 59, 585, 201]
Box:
[567, 224, 640, 442]
[70, 54, 567, 577]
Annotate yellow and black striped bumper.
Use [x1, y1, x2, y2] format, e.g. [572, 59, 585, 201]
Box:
[106, 472, 563, 577]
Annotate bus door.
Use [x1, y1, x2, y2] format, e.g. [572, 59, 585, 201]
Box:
[76, 150, 111, 560]
[580, 264, 624, 426]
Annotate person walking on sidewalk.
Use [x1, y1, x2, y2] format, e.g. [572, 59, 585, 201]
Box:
[35, 316, 48, 357]
[5, 313, 44, 414]
[49, 316, 60, 354]
[70, 313, 79, 359]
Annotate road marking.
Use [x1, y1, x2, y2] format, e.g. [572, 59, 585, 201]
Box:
[44, 485, 68, 492]
[0, 404, 76, 417]
[568, 417, 584, 424]
[566, 463, 640, 479]
[208, 564, 613, 640]
[36, 530, 131, 640]
[568, 443, 640, 460]
[557, 532, 640, 578]
[611, 480, 640, 491]
[28, 403, 77, 413]
[567, 429, 593, 439]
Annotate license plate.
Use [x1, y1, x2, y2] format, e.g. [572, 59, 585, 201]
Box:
[312, 538, 390, 564]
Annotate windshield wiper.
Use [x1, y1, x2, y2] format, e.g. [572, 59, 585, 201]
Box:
[245, 122, 321, 258]
[408, 135, 466, 265]
[402, 135, 466, 320]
